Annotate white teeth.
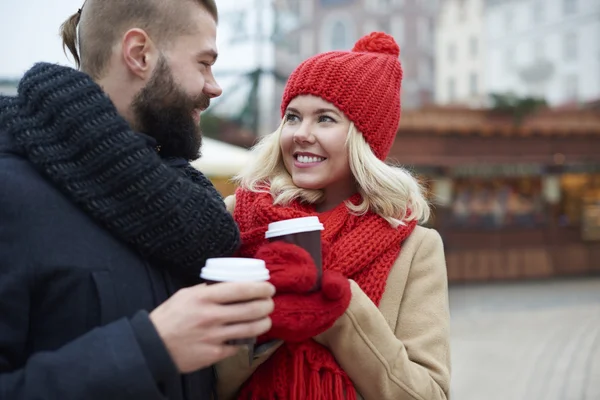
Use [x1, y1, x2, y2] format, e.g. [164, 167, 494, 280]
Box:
[297, 155, 325, 164]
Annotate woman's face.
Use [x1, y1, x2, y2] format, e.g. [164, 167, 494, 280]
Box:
[280, 95, 356, 204]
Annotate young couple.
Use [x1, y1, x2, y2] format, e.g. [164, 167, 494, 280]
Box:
[0, 0, 450, 398]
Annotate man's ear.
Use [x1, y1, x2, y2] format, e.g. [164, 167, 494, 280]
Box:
[121, 28, 158, 79]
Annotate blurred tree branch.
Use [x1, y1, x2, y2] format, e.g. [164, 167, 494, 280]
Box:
[489, 93, 548, 126]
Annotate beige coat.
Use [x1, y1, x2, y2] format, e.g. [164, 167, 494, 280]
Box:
[217, 195, 451, 400]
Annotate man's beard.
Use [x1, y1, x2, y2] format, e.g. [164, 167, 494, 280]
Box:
[131, 56, 210, 160]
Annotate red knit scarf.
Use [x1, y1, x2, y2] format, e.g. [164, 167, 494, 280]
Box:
[233, 188, 416, 400]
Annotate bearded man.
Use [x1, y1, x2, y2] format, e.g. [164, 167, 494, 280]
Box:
[0, 1, 274, 399]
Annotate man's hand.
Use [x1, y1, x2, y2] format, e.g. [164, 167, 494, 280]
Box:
[149, 281, 275, 373]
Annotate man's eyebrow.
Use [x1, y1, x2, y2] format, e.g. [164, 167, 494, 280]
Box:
[197, 49, 218, 63]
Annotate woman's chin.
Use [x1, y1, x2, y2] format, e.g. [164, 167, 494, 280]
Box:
[292, 178, 324, 191]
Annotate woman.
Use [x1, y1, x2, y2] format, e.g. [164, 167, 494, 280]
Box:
[217, 32, 451, 400]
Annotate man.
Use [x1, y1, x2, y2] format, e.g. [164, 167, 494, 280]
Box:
[0, 0, 274, 399]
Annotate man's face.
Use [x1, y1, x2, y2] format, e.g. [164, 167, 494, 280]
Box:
[131, 6, 221, 160]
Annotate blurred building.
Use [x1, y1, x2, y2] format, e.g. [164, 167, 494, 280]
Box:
[485, 0, 600, 106]
[436, 0, 600, 107]
[209, 0, 278, 136]
[435, 0, 487, 107]
[272, 0, 438, 129]
[391, 104, 600, 282]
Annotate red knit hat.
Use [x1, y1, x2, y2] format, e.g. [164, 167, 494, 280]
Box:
[281, 32, 402, 160]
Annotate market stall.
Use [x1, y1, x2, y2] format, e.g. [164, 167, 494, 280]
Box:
[392, 105, 600, 282]
[190, 138, 251, 196]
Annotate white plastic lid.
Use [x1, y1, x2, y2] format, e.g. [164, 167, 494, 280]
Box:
[265, 216, 324, 239]
[200, 257, 270, 282]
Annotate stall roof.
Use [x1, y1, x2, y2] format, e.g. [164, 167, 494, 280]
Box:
[398, 105, 600, 136]
[190, 137, 250, 177]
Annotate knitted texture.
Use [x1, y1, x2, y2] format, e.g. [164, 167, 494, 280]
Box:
[254, 241, 351, 343]
[281, 32, 402, 160]
[234, 188, 416, 400]
[0, 63, 240, 280]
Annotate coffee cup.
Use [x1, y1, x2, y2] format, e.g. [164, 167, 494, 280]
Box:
[200, 257, 270, 346]
[265, 216, 324, 290]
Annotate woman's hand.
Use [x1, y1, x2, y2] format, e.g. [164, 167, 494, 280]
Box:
[312, 279, 360, 348]
[255, 241, 351, 343]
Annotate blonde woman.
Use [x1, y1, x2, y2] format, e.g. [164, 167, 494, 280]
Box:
[217, 32, 451, 400]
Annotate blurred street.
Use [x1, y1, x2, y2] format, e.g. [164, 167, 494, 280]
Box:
[450, 277, 600, 400]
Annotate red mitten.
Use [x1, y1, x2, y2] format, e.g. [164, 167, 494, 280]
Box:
[255, 241, 317, 293]
[254, 240, 351, 343]
[261, 269, 352, 343]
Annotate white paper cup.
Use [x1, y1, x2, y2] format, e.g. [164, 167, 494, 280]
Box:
[265, 216, 324, 239]
[200, 257, 270, 346]
[200, 257, 270, 283]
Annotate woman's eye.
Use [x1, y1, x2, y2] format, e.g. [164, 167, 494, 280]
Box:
[319, 115, 336, 123]
[285, 113, 300, 123]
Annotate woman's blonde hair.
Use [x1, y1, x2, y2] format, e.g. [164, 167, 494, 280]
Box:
[234, 120, 430, 228]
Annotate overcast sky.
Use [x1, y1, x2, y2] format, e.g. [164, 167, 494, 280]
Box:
[0, 0, 274, 78]
[0, 0, 277, 131]
[1, 0, 87, 77]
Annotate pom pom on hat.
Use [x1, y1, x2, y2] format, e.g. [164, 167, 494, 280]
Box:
[281, 31, 403, 160]
[352, 32, 400, 57]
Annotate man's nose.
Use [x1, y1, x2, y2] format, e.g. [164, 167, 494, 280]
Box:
[204, 75, 222, 98]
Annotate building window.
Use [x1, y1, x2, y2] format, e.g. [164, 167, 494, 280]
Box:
[506, 48, 515, 70]
[563, 0, 577, 14]
[428, 19, 435, 50]
[363, 20, 379, 35]
[288, 0, 300, 15]
[504, 9, 514, 31]
[448, 77, 456, 102]
[418, 17, 430, 48]
[365, 0, 377, 10]
[229, 12, 248, 43]
[419, 60, 433, 87]
[379, 18, 391, 34]
[448, 43, 456, 63]
[564, 74, 579, 100]
[330, 20, 349, 50]
[470, 36, 478, 58]
[320, 13, 356, 52]
[532, 0, 543, 24]
[469, 73, 478, 96]
[300, 32, 313, 58]
[564, 32, 578, 60]
[391, 15, 404, 47]
[534, 40, 545, 62]
[320, 0, 353, 6]
[458, 3, 467, 22]
[288, 35, 300, 56]
[366, 0, 397, 12]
